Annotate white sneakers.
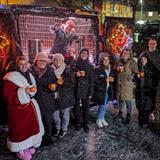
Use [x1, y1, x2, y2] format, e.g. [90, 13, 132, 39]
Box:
[96, 119, 108, 128]
[101, 119, 109, 127]
[96, 119, 103, 128]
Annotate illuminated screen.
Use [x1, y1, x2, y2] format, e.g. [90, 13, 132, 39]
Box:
[17, 14, 97, 63]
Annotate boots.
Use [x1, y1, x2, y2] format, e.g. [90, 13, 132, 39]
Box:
[42, 135, 53, 146]
[83, 124, 89, 132]
[116, 111, 123, 119]
[124, 113, 131, 124]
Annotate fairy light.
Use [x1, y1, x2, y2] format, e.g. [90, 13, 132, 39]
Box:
[0, 34, 10, 49]
[107, 23, 133, 54]
[0, 33, 10, 58]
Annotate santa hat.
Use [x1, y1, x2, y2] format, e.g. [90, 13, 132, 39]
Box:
[35, 53, 49, 62]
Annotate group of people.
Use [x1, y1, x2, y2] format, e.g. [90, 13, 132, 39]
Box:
[2, 37, 160, 160]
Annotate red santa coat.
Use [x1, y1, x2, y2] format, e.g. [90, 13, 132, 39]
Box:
[3, 71, 44, 152]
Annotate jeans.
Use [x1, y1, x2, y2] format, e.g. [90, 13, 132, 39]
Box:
[119, 100, 132, 114]
[53, 107, 70, 132]
[97, 94, 109, 120]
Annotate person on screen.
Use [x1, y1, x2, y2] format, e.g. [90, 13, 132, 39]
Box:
[49, 19, 81, 55]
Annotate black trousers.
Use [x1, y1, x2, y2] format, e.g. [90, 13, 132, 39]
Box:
[41, 112, 53, 137]
[136, 90, 155, 125]
[74, 98, 89, 126]
[150, 89, 157, 113]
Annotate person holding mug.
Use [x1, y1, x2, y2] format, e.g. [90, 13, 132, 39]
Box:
[52, 53, 75, 138]
[32, 52, 56, 146]
[3, 56, 44, 160]
[94, 52, 116, 128]
[116, 49, 139, 124]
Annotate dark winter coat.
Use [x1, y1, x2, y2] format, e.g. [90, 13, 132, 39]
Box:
[32, 65, 56, 113]
[135, 51, 160, 112]
[55, 66, 75, 110]
[64, 56, 77, 72]
[139, 49, 160, 88]
[76, 59, 95, 99]
[137, 64, 159, 92]
[93, 65, 116, 105]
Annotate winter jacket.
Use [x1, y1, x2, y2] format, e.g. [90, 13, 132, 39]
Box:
[55, 66, 76, 109]
[32, 65, 56, 113]
[93, 65, 116, 105]
[139, 49, 160, 89]
[135, 50, 160, 112]
[116, 59, 139, 101]
[76, 59, 95, 99]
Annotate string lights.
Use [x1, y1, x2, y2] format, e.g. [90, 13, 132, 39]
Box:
[107, 23, 133, 54]
[0, 33, 10, 58]
[0, 34, 10, 49]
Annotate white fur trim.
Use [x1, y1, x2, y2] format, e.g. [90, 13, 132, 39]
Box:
[7, 132, 42, 152]
[7, 98, 44, 152]
[31, 98, 45, 137]
[3, 71, 37, 105]
[3, 72, 34, 88]
[17, 87, 30, 104]
[29, 74, 37, 97]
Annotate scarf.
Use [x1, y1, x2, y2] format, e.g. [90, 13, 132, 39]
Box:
[53, 63, 66, 78]
[104, 65, 111, 90]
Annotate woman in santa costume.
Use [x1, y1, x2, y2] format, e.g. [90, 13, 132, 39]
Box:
[3, 56, 44, 160]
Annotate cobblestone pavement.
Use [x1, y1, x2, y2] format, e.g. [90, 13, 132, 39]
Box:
[0, 104, 160, 160]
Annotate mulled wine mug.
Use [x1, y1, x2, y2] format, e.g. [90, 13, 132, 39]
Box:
[80, 71, 86, 77]
[57, 77, 64, 85]
[119, 66, 124, 72]
[140, 72, 144, 78]
[106, 76, 114, 82]
[117, 66, 124, 72]
[48, 83, 57, 91]
[137, 71, 144, 78]
[108, 76, 114, 82]
[29, 86, 37, 92]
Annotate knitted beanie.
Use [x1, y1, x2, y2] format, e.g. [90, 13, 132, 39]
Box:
[35, 52, 49, 62]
